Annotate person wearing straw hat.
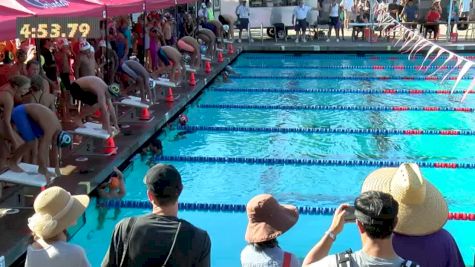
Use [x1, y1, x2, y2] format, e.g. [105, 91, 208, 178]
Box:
[25, 186, 90, 267]
[302, 191, 418, 267]
[241, 194, 300, 267]
[361, 163, 465, 267]
[102, 164, 211, 267]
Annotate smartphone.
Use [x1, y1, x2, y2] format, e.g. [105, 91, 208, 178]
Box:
[344, 206, 356, 222]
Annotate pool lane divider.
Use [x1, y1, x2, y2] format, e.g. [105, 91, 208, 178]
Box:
[98, 200, 475, 221]
[231, 75, 473, 81]
[158, 155, 474, 169]
[178, 126, 471, 136]
[233, 65, 461, 70]
[211, 88, 473, 95]
[240, 55, 475, 61]
[196, 104, 474, 112]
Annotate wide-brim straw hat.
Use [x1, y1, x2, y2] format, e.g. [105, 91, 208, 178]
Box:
[361, 163, 448, 236]
[245, 194, 299, 243]
[28, 186, 89, 239]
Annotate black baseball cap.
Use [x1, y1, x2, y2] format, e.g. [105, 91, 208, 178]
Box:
[143, 164, 183, 198]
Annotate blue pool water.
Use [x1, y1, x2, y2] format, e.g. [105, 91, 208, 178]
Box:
[72, 53, 475, 266]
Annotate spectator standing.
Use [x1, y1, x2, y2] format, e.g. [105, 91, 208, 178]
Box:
[447, 0, 460, 34]
[133, 15, 145, 64]
[361, 163, 465, 267]
[327, 0, 341, 42]
[9, 49, 27, 77]
[302, 191, 418, 267]
[402, 0, 418, 29]
[241, 194, 300, 267]
[184, 13, 196, 36]
[340, 0, 354, 29]
[23, 74, 56, 112]
[292, 0, 314, 43]
[207, 1, 215, 21]
[236, 0, 252, 43]
[25, 186, 90, 267]
[39, 39, 57, 86]
[26, 61, 50, 94]
[198, 3, 208, 24]
[102, 164, 211, 267]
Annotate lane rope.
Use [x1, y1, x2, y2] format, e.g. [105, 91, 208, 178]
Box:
[196, 104, 474, 112]
[178, 125, 472, 136]
[157, 155, 474, 169]
[211, 88, 472, 95]
[98, 200, 475, 220]
[231, 75, 473, 81]
[233, 65, 461, 70]
[239, 55, 475, 60]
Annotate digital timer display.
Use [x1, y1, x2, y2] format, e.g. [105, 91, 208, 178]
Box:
[16, 17, 101, 39]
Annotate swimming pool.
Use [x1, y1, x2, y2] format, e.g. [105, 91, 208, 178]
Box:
[72, 53, 475, 266]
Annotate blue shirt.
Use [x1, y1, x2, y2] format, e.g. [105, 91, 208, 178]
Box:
[293, 5, 311, 20]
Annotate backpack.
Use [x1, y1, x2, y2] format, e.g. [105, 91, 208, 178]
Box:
[336, 249, 420, 267]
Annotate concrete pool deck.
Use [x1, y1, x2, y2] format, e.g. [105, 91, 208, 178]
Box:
[1, 39, 475, 266]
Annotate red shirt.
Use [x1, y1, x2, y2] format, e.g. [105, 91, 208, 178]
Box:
[427, 10, 440, 22]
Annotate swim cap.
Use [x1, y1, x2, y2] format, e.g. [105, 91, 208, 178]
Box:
[178, 114, 188, 126]
[109, 176, 120, 190]
[200, 45, 207, 54]
[108, 83, 120, 97]
[223, 25, 230, 32]
[57, 131, 72, 148]
[149, 79, 156, 89]
[57, 38, 69, 49]
[79, 39, 91, 52]
[183, 54, 192, 64]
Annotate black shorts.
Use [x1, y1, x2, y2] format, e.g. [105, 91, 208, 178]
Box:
[238, 18, 249, 30]
[295, 19, 308, 31]
[329, 16, 340, 27]
[70, 82, 97, 106]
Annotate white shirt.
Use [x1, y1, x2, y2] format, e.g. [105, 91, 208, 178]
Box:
[329, 3, 339, 17]
[236, 5, 251, 19]
[340, 0, 354, 10]
[241, 245, 300, 267]
[293, 5, 312, 20]
[25, 241, 91, 267]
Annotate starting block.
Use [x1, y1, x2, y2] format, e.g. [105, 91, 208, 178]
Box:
[185, 65, 197, 73]
[223, 39, 234, 44]
[0, 163, 56, 187]
[151, 77, 178, 88]
[216, 48, 224, 52]
[71, 122, 117, 156]
[201, 55, 212, 61]
[152, 78, 181, 102]
[115, 96, 154, 123]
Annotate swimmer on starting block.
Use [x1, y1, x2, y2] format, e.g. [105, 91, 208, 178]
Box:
[121, 60, 153, 103]
[196, 28, 216, 59]
[0, 75, 30, 171]
[177, 36, 201, 69]
[8, 103, 72, 182]
[69, 76, 120, 135]
[218, 14, 236, 41]
[151, 46, 186, 84]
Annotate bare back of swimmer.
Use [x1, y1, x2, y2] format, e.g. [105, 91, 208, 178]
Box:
[71, 76, 120, 135]
[8, 103, 70, 182]
[196, 28, 216, 58]
[208, 20, 224, 46]
[152, 46, 186, 83]
[178, 36, 201, 69]
[121, 60, 152, 103]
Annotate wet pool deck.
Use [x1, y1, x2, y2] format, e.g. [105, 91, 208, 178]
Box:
[1, 39, 475, 266]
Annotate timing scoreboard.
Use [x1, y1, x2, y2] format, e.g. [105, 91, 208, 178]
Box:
[16, 17, 101, 39]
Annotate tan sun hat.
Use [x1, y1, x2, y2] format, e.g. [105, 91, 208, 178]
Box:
[361, 163, 448, 236]
[28, 186, 90, 239]
[245, 194, 299, 243]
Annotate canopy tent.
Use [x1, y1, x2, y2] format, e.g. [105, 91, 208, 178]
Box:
[0, 0, 196, 41]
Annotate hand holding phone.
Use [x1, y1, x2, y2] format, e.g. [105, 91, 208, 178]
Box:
[344, 206, 356, 222]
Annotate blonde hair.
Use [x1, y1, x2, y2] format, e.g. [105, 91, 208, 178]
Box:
[8, 75, 30, 88]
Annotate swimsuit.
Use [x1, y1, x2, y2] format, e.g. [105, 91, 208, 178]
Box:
[70, 82, 98, 106]
[11, 105, 43, 142]
[121, 61, 139, 80]
[177, 39, 195, 53]
[158, 48, 171, 66]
